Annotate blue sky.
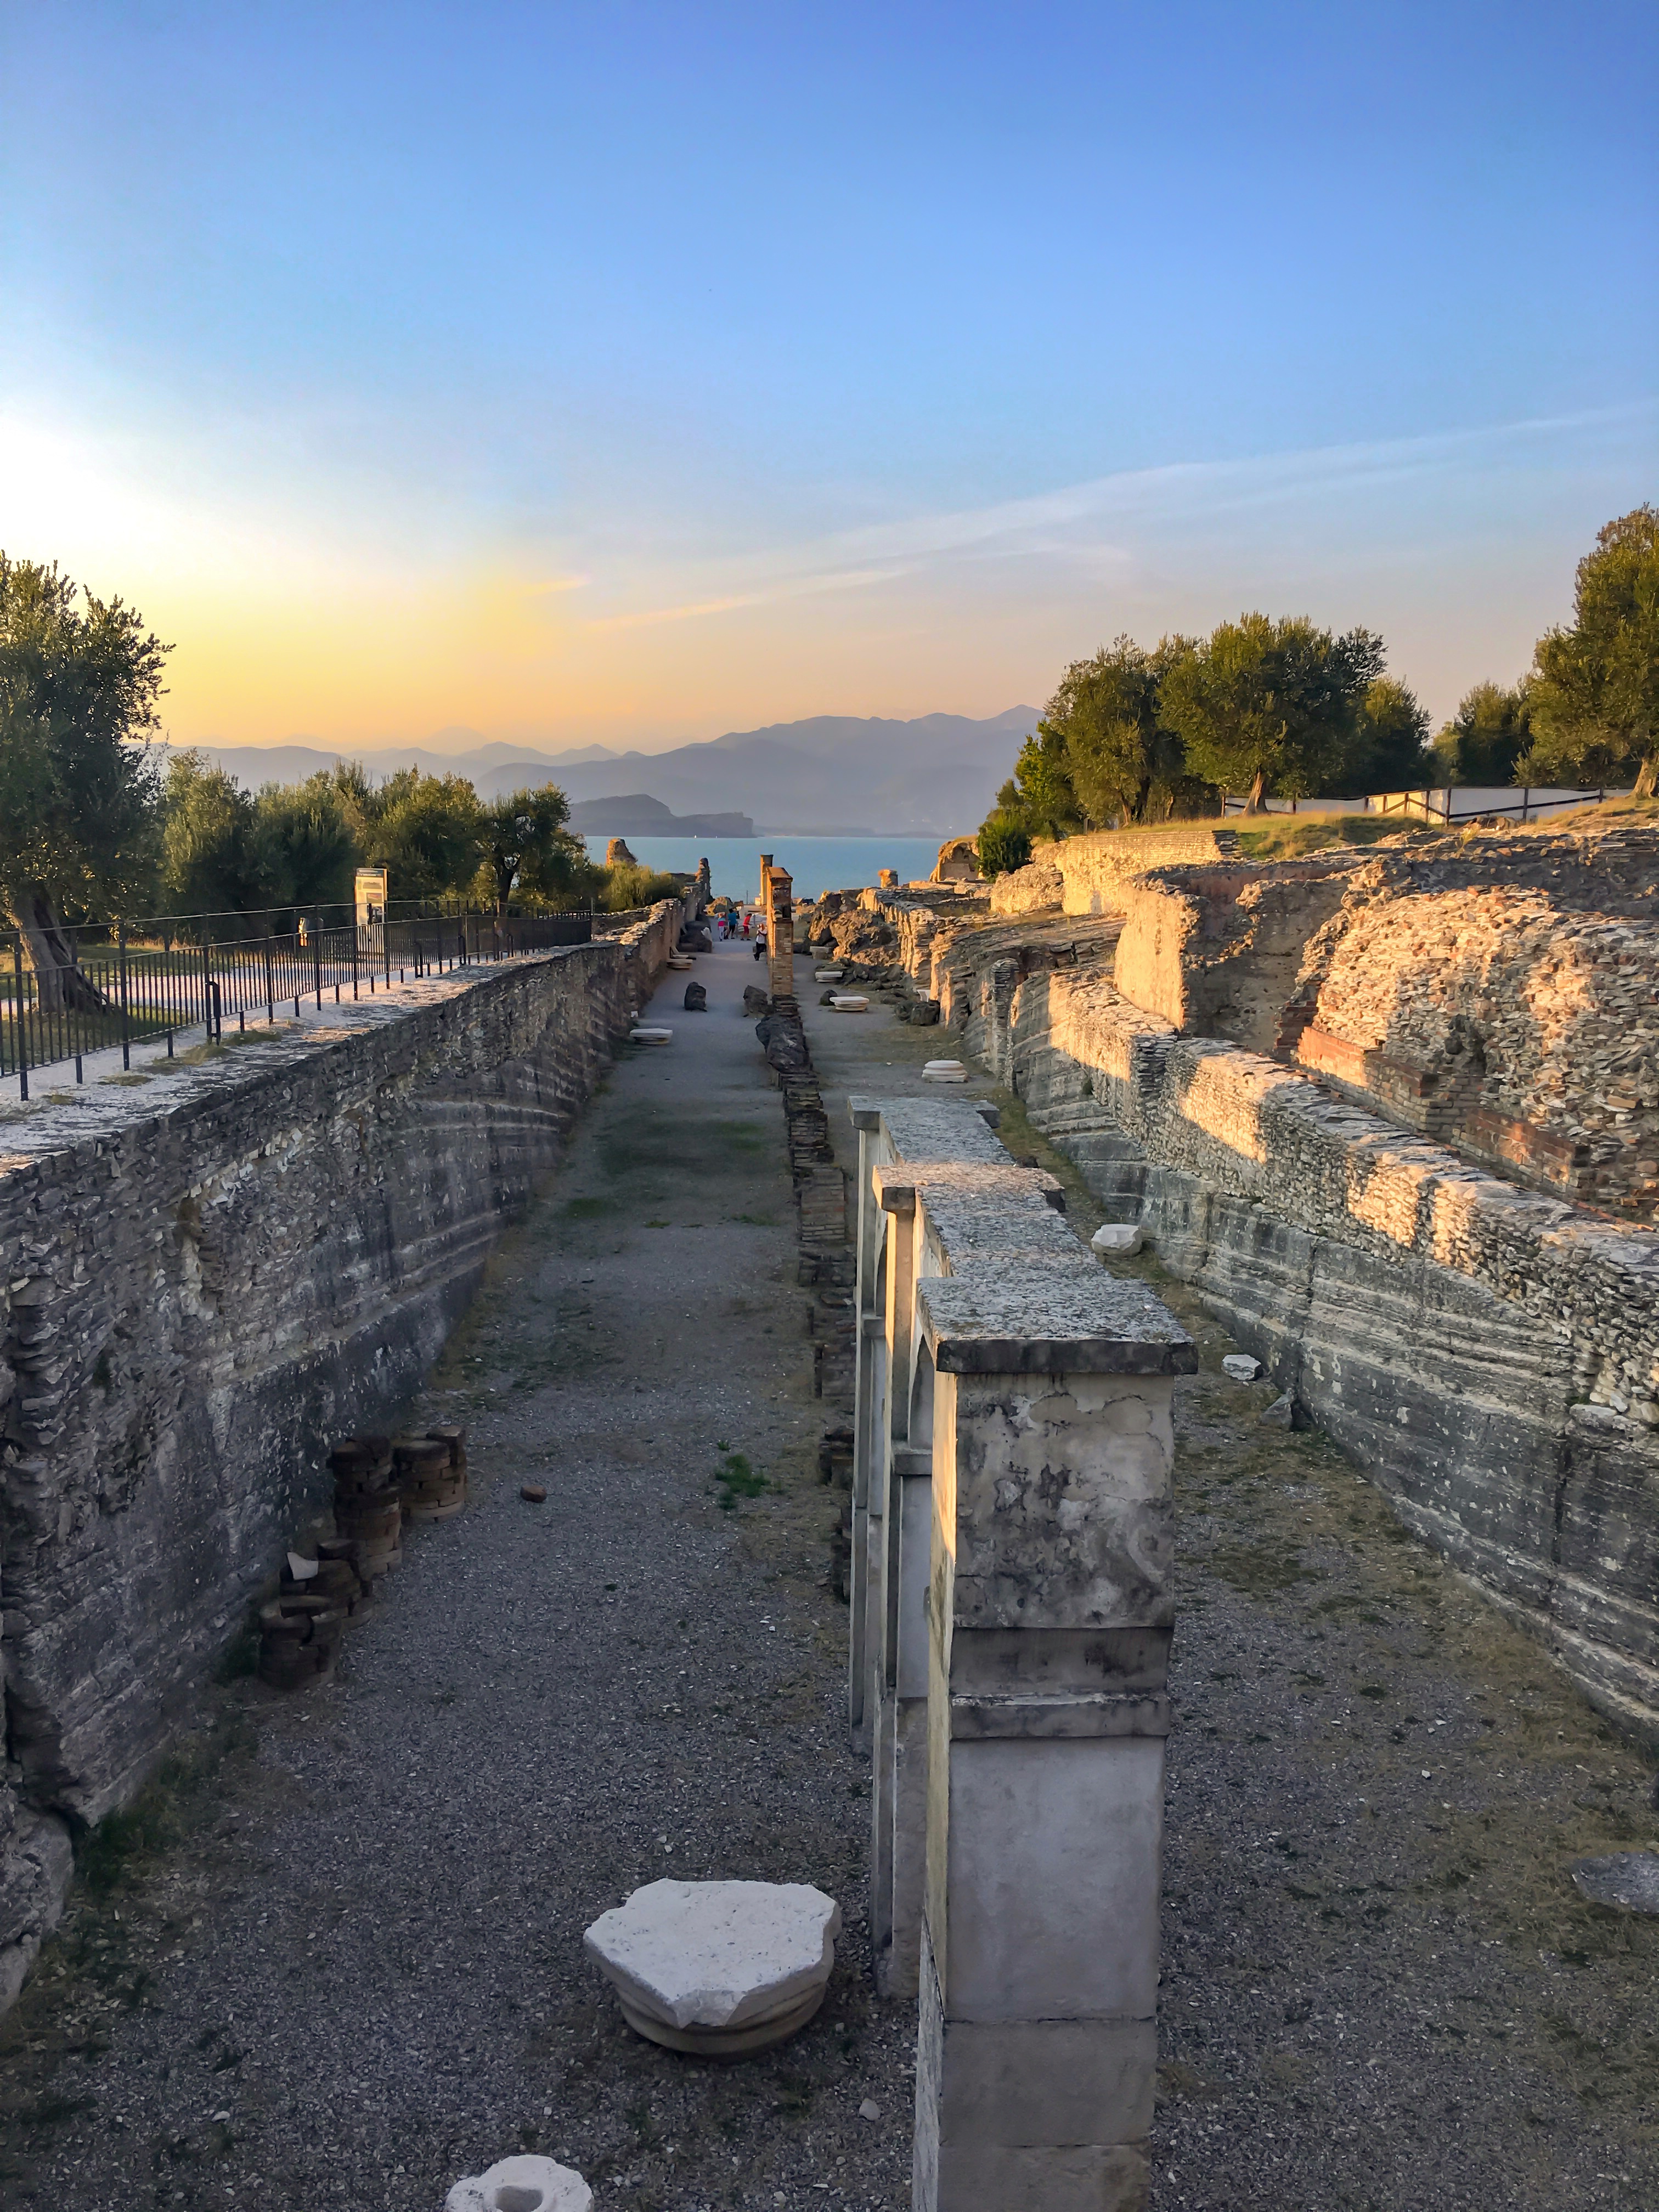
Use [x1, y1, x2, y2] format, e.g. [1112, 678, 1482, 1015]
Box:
[2, 2, 1654, 749]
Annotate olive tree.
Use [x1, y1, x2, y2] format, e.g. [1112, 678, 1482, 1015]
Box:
[0, 556, 167, 1006]
[477, 784, 587, 913]
[1047, 635, 1197, 827]
[1159, 613, 1385, 812]
[1431, 681, 1531, 787]
[1521, 506, 1659, 794]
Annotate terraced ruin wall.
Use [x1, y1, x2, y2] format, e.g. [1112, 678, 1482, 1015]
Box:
[890, 925, 1659, 1747]
[0, 901, 682, 2007]
[1111, 838, 1659, 1220]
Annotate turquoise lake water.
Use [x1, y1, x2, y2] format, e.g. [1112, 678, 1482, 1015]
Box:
[581, 833, 945, 902]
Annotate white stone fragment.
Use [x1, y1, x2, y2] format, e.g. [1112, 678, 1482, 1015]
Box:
[830, 995, 868, 1012]
[445, 2154, 592, 2212]
[923, 1059, 965, 1072]
[584, 1878, 842, 2056]
[814, 967, 844, 981]
[1090, 1224, 1143, 1256]
[1221, 1353, 1262, 1383]
[286, 1551, 319, 1581]
[858, 2098, 883, 2121]
[630, 1026, 674, 1045]
[923, 1069, 967, 1082]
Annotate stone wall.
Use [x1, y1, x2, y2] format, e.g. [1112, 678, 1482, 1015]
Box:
[1110, 827, 1659, 1220]
[0, 901, 682, 2006]
[990, 825, 1239, 917]
[870, 893, 1659, 1743]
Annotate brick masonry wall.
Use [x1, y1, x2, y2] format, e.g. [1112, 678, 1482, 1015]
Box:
[0, 902, 682, 2007]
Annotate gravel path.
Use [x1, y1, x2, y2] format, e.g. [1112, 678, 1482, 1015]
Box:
[0, 938, 911, 2211]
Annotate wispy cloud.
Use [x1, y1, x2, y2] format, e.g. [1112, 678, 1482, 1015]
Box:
[574, 402, 1657, 630]
[583, 566, 910, 631]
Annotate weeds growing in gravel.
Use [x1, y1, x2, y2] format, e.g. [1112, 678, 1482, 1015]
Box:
[714, 1451, 766, 1510]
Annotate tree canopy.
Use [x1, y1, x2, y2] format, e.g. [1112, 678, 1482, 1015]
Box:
[1350, 675, 1432, 793]
[477, 786, 586, 913]
[1158, 614, 1386, 812]
[1045, 635, 1197, 828]
[0, 555, 170, 1000]
[1431, 681, 1532, 787]
[1521, 505, 1659, 794]
[993, 723, 1084, 842]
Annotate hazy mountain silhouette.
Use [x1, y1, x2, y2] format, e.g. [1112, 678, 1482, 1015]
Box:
[171, 707, 1040, 834]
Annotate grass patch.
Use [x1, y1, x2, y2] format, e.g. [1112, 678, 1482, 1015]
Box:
[1206, 1541, 1321, 1596]
[72, 1711, 255, 1901]
[563, 1195, 618, 1219]
[1230, 816, 1444, 862]
[76, 1793, 182, 1899]
[713, 1451, 767, 1510]
[98, 1072, 153, 1087]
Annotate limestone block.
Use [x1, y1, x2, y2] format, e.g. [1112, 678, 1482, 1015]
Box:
[630, 1026, 673, 1045]
[584, 1878, 842, 2056]
[1221, 1353, 1261, 1382]
[1091, 1224, 1144, 1256]
[445, 2154, 592, 2212]
[831, 995, 869, 1012]
[815, 967, 844, 981]
[1260, 1392, 1295, 1429]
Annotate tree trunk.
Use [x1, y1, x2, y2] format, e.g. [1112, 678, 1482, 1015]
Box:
[1634, 753, 1657, 799]
[3, 885, 108, 1014]
[1244, 767, 1268, 815]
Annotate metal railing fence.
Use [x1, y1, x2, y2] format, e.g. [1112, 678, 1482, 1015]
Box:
[2, 906, 592, 1098]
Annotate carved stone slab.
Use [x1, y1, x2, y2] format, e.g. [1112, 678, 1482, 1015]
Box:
[584, 1878, 842, 2057]
[445, 2153, 592, 2212]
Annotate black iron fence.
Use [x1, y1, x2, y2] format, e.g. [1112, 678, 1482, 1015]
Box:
[2, 905, 592, 1098]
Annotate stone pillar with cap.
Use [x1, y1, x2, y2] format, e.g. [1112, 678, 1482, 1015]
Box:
[871, 1160, 1082, 2005]
[910, 1266, 1194, 2212]
[845, 1093, 1011, 1741]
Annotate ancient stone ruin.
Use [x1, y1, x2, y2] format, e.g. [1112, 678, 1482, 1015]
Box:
[5, 819, 1658, 2209]
[808, 816, 1659, 1740]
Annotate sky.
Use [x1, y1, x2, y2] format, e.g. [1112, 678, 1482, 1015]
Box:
[2, 1, 1655, 755]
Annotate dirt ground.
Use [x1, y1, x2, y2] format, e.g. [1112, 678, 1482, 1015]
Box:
[3, 943, 1656, 2212]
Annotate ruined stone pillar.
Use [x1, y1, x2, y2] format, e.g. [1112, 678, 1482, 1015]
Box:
[910, 1267, 1193, 2212]
[766, 865, 794, 1003]
[867, 1176, 918, 1982]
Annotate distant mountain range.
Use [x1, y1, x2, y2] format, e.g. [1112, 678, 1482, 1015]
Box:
[168, 706, 1041, 836]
